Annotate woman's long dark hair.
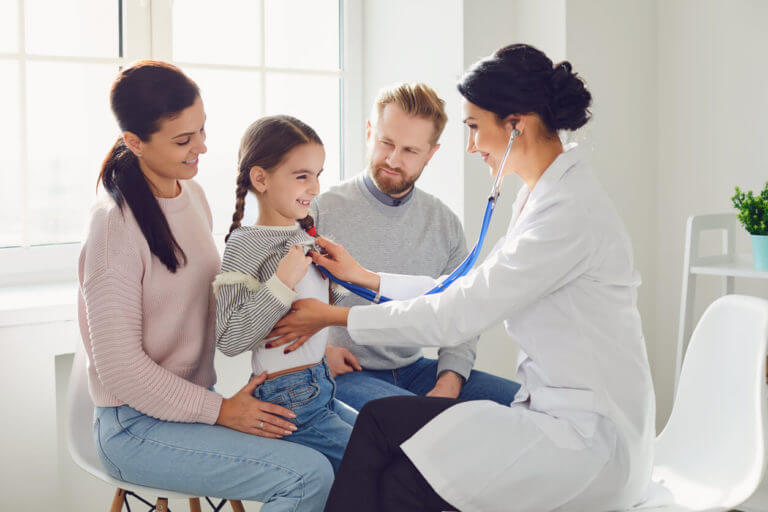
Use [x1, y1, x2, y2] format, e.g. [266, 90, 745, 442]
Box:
[458, 43, 592, 133]
[98, 60, 200, 272]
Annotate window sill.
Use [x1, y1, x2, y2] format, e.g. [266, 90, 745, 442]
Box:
[0, 281, 78, 328]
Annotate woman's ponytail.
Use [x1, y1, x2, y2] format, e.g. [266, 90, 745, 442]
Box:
[98, 137, 187, 272]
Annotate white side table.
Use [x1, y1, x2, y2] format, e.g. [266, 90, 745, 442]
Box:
[676, 213, 768, 392]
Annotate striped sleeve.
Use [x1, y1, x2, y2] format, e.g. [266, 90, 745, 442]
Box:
[329, 281, 348, 305]
[83, 269, 223, 424]
[214, 271, 298, 356]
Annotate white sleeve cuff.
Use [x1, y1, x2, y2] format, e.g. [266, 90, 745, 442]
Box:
[379, 272, 437, 300]
[265, 274, 298, 306]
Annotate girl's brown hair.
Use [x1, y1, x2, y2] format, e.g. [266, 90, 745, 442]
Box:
[226, 115, 323, 242]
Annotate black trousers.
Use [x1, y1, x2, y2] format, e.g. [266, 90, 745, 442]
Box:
[324, 396, 462, 512]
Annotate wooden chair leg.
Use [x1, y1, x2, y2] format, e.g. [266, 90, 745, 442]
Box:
[156, 498, 169, 512]
[229, 500, 246, 512]
[188, 497, 202, 512]
[110, 488, 127, 512]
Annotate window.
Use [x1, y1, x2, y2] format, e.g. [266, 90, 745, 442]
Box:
[0, 0, 360, 285]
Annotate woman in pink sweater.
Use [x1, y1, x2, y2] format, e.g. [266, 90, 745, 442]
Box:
[78, 60, 335, 511]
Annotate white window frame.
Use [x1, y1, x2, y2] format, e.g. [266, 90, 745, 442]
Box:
[0, 0, 362, 287]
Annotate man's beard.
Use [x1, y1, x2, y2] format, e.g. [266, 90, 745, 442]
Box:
[369, 164, 422, 196]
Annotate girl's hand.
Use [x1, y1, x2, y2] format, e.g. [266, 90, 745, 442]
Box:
[266, 298, 350, 352]
[276, 245, 312, 289]
[309, 237, 380, 290]
[216, 373, 299, 438]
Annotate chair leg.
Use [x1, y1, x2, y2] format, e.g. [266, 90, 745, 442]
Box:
[230, 500, 246, 512]
[188, 497, 202, 512]
[156, 498, 169, 512]
[110, 488, 126, 512]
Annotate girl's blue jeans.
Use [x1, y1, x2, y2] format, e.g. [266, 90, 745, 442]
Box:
[251, 359, 354, 472]
[93, 362, 356, 512]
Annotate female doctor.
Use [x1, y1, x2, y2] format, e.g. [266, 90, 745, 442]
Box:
[269, 43, 656, 512]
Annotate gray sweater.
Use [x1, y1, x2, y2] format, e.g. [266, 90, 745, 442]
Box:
[310, 173, 479, 380]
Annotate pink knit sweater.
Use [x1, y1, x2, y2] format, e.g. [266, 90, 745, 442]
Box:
[77, 180, 223, 424]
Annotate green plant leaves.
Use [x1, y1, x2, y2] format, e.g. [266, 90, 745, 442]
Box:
[732, 181, 768, 235]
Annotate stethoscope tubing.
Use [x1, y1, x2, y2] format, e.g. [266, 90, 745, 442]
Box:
[315, 130, 516, 304]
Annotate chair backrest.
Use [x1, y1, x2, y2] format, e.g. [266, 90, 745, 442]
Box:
[655, 294, 768, 509]
[66, 343, 103, 474]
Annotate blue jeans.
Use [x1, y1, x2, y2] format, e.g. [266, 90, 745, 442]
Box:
[334, 357, 521, 411]
[94, 400, 343, 512]
[252, 360, 354, 472]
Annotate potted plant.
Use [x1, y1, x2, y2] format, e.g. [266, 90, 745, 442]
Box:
[732, 181, 768, 270]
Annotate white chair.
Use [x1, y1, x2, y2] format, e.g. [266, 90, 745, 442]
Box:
[630, 294, 768, 511]
[66, 345, 246, 512]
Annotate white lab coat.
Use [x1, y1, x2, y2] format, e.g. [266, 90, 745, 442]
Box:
[347, 144, 655, 512]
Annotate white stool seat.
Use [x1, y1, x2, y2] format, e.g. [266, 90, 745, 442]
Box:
[66, 345, 211, 502]
[67, 343, 242, 510]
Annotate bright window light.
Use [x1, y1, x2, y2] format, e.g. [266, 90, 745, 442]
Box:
[0, 0, 348, 281]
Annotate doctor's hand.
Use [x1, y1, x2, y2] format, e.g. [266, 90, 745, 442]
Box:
[325, 345, 362, 377]
[266, 299, 350, 352]
[426, 371, 464, 399]
[309, 237, 380, 291]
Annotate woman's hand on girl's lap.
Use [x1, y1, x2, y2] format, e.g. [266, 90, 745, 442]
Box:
[276, 245, 312, 289]
[309, 238, 380, 291]
[266, 299, 350, 351]
[216, 373, 299, 438]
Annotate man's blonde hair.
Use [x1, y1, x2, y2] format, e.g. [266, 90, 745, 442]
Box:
[372, 83, 447, 145]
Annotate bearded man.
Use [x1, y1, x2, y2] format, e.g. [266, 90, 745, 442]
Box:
[310, 82, 521, 410]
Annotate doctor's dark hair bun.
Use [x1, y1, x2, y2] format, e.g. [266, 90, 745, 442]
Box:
[457, 43, 592, 133]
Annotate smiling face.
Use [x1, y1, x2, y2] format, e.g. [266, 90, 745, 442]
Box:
[124, 95, 207, 196]
[252, 142, 325, 226]
[366, 103, 439, 198]
[462, 99, 516, 179]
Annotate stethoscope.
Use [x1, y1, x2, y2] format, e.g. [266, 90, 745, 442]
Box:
[315, 128, 520, 303]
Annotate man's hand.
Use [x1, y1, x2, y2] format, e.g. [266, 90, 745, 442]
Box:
[426, 371, 464, 399]
[325, 345, 362, 377]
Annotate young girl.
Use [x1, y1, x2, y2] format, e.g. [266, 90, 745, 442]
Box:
[214, 115, 353, 471]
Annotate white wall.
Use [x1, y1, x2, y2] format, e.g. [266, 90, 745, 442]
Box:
[654, 0, 768, 429]
[550, 0, 768, 433]
[461, 0, 567, 379]
[564, 0, 661, 425]
[0, 321, 79, 510]
[360, 0, 465, 220]
[561, 0, 768, 432]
